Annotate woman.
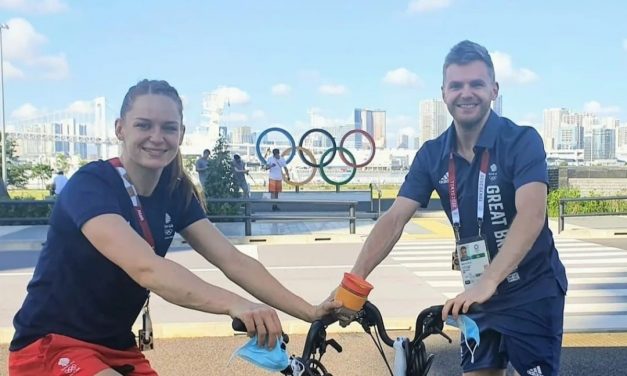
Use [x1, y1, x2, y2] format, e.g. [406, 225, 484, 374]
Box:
[8, 79, 338, 375]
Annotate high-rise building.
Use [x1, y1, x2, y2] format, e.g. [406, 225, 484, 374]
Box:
[585, 127, 616, 161]
[419, 99, 448, 143]
[617, 124, 627, 151]
[232, 126, 253, 144]
[413, 136, 421, 150]
[491, 95, 503, 116]
[354, 108, 386, 149]
[558, 123, 584, 150]
[542, 108, 569, 150]
[397, 133, 409, 149]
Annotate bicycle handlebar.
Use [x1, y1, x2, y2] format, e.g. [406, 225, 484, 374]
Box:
[358, 302, 451, 348]
[231, 318, 290, 345]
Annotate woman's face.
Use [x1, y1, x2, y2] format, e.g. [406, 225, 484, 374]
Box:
[115, 94, 184, 170]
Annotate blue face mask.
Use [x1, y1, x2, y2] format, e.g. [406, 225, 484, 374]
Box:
[446, 315, 480, 363]
[229, 335, 290, 372]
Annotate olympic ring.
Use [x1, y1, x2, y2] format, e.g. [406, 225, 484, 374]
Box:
[318, 146, 357, 186]
[255, 127, 296, 165]
[339, 129, 375, 168]
[297, 128, 336, 168]
[281, 147, 317, 187]
[255, 127, 376, 186]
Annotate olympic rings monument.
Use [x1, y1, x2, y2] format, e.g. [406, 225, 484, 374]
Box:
[255, 126, 376, 192]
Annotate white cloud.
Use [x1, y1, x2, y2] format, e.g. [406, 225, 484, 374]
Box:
[2, 18, 70, 80]
[271, 83, 291, 96]
[490, 51, 538, 85]
[66, 100, 93, 114]
[399, 126, 416, 136]
[10, 103, 40, 119]
[4, 18, 47, 60]
[516, 113, 541, 127]
[583, 100, 621, 115]
[0, 0, 68, 14]
[407, 0, 451, 13]
[32, 53, 69, 79]
[222, 112, 248, 122]
[212, 86, 251, 105]
[307, 108, 352, 128]
[251, 110, 266, 120]
[318, 84, 347, 96]
[3, 60, 24, 78]
[382, 68, 423, 88]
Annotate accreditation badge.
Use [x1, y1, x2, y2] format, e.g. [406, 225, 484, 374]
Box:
[456, 236, 491, 289]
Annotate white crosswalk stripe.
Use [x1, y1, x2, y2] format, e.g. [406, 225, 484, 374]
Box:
[390, 238, 627, 331]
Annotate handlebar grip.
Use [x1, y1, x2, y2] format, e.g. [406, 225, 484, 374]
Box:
[232, 318, 246, 332]
[231, 318, 290, 344]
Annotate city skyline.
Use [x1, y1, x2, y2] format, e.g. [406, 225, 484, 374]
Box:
[1, 1, 626, 147]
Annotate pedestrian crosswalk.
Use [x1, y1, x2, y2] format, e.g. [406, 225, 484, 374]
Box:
[391, 238, 627, 331]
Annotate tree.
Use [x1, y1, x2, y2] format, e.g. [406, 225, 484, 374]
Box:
[31, 163, 54, 189]
[55, 153, 70, 173]
[8, 163, 30, 188]
[203, 136, 241, 215]
[0, 137, 25, 195]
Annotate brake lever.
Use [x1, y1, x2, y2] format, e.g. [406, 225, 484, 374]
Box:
[325, 339, 343, 353]
[434, 326, 452, 343]
[422, 314, 452, 343]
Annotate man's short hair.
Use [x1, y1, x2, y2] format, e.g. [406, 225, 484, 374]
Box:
[443, 40, 495, 82]
[272, 148, 280, 155]
[233, 154, 241, 160]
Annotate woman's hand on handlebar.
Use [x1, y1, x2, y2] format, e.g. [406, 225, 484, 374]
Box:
[441, 278, 497, 320]
[230, 301, 282, 348]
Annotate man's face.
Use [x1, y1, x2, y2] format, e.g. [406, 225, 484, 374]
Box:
[442, 60, 498, 131]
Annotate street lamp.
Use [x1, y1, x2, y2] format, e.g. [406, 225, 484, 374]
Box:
[0, 23, 8, 185]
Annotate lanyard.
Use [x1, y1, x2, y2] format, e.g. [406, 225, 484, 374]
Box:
[108, 158, 156, 249]
[448, 149, 490, 240]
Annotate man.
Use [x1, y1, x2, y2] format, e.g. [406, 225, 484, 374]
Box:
[195, 149, 210, 188]
[459, 245, 469, 262]
[51, 171, 68, 197]
[264, 148, 289, 211]
[232, 154, 250, 198]
[343, 40, 567, 376]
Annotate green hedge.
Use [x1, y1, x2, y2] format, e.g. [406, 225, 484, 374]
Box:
[0, 198, 54, 224]
[548, 188, 627, 217]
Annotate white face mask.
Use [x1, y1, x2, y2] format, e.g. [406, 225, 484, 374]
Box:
[228, 335, 290, 372]
[447, 315, 481, 363]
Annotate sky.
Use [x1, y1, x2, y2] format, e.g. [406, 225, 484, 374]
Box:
[1, 0, 626, 145]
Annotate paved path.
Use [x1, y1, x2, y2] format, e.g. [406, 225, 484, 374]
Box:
[389, 238, 627, 332]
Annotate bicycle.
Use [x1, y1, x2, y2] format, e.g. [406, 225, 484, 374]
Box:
[232, 301, 453, 376]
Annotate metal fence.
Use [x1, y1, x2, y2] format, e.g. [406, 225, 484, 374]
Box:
[0, 198, 378, 235]
[205, 198, 375, 235]
[558, 196, 627, 233]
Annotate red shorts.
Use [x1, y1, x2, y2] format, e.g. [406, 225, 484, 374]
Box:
[8, 334, 157, 375]
[268, 179, 282, 193]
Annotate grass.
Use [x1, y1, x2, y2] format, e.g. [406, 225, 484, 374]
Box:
[7, 187, 441, 201]
[7, 189, 50, 200]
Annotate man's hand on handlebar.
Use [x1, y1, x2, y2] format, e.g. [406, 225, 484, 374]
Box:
[229, 301, 282, 348]
[311, 296, 343, 322]
[441, 278, 497, 320]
